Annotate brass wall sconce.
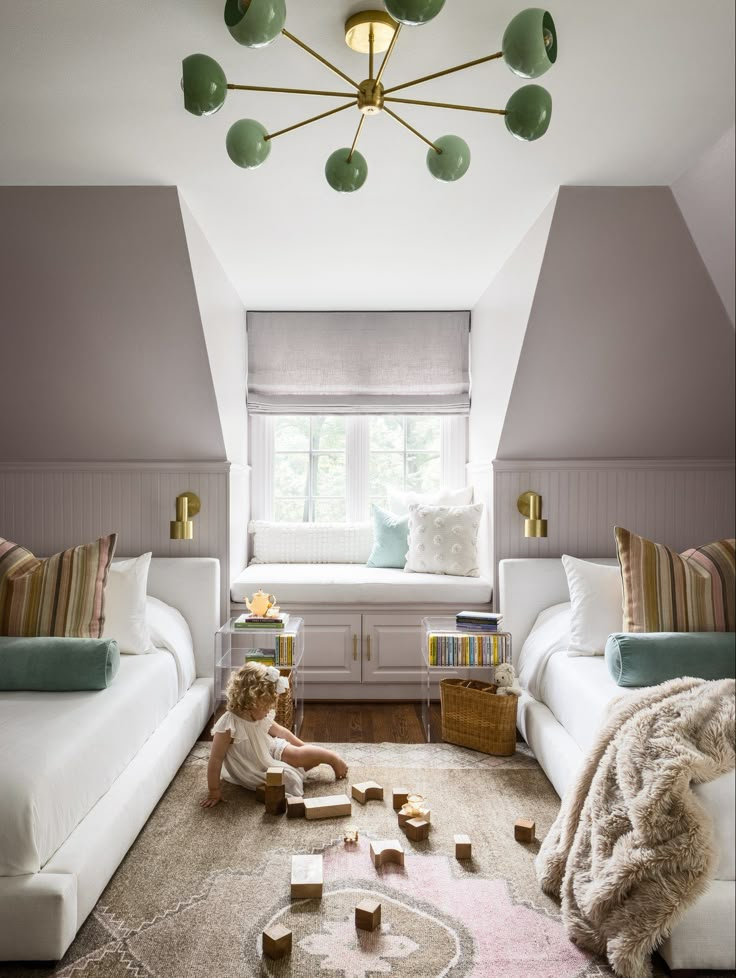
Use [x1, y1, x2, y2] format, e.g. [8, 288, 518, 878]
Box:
[517, 491, 548, 538]
[170, 492, 201, 540]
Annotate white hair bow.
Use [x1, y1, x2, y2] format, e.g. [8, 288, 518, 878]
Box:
[265, 665, 289, 695]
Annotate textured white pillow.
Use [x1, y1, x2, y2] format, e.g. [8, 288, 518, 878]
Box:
[103, 554, 154, 654]
[387, 486, 473, 516]
[562, 554, 623, 656]
[249, 521, 373, 564]
[404, 503, 483, 577]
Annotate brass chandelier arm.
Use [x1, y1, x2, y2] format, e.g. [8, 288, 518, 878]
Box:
[227, 83, 356, 99]
[383, 50, 503, 95]
[374, 22, 402, 87]
[264, 100, 356, 142]
[385, 96, 507, 115]
[383, 106, 441, 153]
[281, 28, 360, 90]
[369, 28, 375, 80]
[347, 115, 367, 163]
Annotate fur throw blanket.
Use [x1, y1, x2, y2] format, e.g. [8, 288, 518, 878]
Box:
[536, 676, 735, 978]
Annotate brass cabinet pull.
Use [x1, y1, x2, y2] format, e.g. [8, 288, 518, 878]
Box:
[366, 635, 372, 661]
[353, 633, 358, 661]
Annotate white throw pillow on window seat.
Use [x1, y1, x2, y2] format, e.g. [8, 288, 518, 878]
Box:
[404, 502, 483, 577]
[248, 520, 374, 564]
[388, 486, 473, 516]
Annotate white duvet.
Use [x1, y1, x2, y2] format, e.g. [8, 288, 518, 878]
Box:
[0, 598, 197, 877]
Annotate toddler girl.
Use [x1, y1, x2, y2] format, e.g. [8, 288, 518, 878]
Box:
[201, 662, 348, 807]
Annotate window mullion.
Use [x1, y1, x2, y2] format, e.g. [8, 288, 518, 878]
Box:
[347, 416, 368, 521]
[442, 415, 467, 488]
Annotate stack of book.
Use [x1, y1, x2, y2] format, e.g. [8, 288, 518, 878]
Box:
[455, 610, 503, 632]
[243, 647, 276, 666]
[233, 612, 290, 630]
[427, 632, 508, 667]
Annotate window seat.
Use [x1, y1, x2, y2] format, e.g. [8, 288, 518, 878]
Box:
[231, 563, 492, 606]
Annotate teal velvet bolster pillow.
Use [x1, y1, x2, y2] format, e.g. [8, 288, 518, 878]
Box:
[0, 637, 120, 690]
[366, 504, 410, 568]
[605, 632, 736, 687]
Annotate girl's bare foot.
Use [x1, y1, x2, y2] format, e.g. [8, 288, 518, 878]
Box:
[333, 757, 348, 780]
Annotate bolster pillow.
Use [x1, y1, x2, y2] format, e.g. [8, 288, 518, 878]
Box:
[0, 637, 120, 690]
[605, 631, 736, 687]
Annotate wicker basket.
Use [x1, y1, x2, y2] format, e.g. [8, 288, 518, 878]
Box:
[440, 678, 517, 755]
[275, 667, 295, 731]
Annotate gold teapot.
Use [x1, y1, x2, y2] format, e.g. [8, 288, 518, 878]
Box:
[245, 589, 277, 618]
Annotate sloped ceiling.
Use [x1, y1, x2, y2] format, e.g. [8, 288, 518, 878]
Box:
[494, 186, 736, 459]
[0, 1, 733, 309]
[0, 186, 228, 462]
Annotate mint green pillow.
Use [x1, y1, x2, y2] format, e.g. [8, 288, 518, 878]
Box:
[366, 504, 409, 569]
[0, 637, 120, 690]
[605, 632, 735, 687]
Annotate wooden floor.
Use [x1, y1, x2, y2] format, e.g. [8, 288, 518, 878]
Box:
[200, 701, 443, 743]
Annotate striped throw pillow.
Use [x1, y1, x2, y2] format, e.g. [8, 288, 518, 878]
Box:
[0, 534, 117, 638]
[615, 526, 735, 633]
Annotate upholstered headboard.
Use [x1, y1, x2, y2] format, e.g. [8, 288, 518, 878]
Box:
[498, 557, 619, 665]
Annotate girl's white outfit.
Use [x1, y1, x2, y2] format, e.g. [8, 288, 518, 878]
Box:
[211, 709, 304, 796]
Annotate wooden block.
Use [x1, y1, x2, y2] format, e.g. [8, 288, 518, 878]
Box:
[399, 808, 430, 827]
[265, 783, 286, 815]
[370, 840, 405, 868]
[266, 766, 284, 786]
[514, 818, 536, 843]
[304, 794, 352, 820]
[255, 784, 265, 803]
[355, 900, 381, 931]
[392, 787, 409, 811]
[262, 924, 292, 959]
[291, 854, 323, 899]
[352, 781, 384, 804]
[404, 817, 430, 841]
[286, 795, 305, 819]
[344, 828, 360, 844]
[454, 834, 472, 860]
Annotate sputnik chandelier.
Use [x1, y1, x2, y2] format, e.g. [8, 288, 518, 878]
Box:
[182, 1, 557, 192]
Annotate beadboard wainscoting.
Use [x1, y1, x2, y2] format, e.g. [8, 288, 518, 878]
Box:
[491, 458, 736, 605]
[0, 461, 244, 619]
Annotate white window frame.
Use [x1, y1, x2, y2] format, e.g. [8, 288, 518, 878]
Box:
[250, 415, 467, 522]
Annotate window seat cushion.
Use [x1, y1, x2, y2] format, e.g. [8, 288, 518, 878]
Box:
[231, 563, 492, 606]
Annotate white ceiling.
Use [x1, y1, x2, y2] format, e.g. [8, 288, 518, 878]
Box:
[0, 0, 733, 309]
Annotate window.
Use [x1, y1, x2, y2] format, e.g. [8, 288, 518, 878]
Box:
[252, 415, 466, 522]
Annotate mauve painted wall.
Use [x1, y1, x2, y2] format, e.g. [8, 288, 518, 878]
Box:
[496, 186, 735, 460]
[0, 186, 226, 461]
[673, 125, 735, 326]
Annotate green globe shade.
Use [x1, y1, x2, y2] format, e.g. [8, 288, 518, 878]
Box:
[503, 8, 557, 79]
[181, 54, 227, 116]
[383, 0, 445, 27]
[226, 119, 271, 168]
[224, 0, 286, 48]
[505, 84, 552, 141]
[325, 149, 368, 193]
[426, 135, 470, 182]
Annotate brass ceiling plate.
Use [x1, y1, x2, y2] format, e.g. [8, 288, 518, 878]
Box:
[180, 491, 201, 518]
[345, 10, 398, 54]
[517, 491, 534, 518]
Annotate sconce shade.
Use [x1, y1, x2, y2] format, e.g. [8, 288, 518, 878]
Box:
[503, 8, 557, 79]
[224, 0, 286, 48]
[182, 54, 227, 116]
[505, 84, 552, 141]
[226, 119, 271, 168]
[426, 134, 470, 182]
[325, 148, 368, 192]
[383, 0, 445, 27]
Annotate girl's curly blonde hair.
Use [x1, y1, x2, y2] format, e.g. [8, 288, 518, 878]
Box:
[226, 661, 279, 716]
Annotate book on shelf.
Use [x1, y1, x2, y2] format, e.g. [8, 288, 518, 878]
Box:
[426, 631, 510, 667]
[243, 647, 276, 665]
[233, 612, 290, 629]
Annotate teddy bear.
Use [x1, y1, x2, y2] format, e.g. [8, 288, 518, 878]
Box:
[494, 662, 522, 696]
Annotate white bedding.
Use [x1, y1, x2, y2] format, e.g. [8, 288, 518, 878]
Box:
[0, 651, 178, 876]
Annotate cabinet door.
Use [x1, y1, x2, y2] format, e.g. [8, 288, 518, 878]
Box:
[361, 614, 424, 685]
[301, 613, 362, 684]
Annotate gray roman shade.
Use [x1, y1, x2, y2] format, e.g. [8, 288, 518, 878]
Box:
[247, 311, 470, 414]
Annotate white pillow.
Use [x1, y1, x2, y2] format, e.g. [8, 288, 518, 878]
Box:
[562, 554, 623, 656]
[404, 502, 483, 577]
[249, 521, 373, 563]
[517, 601, 572, 697]
[103, 554, 154, 654]
[146, 595, 196, 695]
[387, 486, 473, 516]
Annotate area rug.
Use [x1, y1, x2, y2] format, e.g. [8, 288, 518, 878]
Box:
[2, 744, 665, 978]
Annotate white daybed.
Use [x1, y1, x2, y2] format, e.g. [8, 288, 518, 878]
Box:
[499, 557, 736, 975]
[0, 557, 219, 962]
